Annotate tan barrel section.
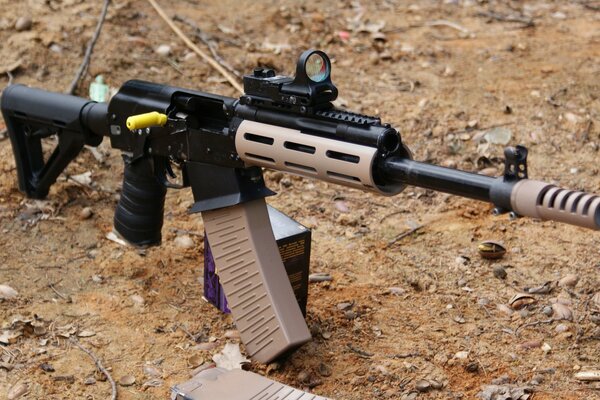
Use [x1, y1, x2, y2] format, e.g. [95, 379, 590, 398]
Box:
[511, 179, 600, 230]
[172, 367, 332, 400]
[236, 120, 387, 193]
[202, 199, 311, 363]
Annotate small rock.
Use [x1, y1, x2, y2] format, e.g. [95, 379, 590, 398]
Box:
[337, 302, 353, 311]
[530, 373, 544, 385]
[493, 265, 507, 280]
[558, 274, 579, 288]
[454, 351, 469, 359]
[80, 207, 93, 220]
[551, 11, 567, 19]
[119, 374, 136, 386]
[84, 376, 96, 385]
[465, 362, 479, 373]
[49, 44, 63, 54]
[174, 235, 194, 249]
[415, 379, 432, 392]
[387, 287, 405, 295]
[344, 310, 358, 320]
[14, 16, 32, 32]
[555, 323, 569, 333]
[318, 363, 332, 377]
[497, 304, 514, 316]
[431, 380, 443, 390]
[155, 44, 172, 56]
[130, 294, 145, 306]
[541, 342, 552, 353]
[40, 362, 55, 372]
[0, 284, 18, 299]
[542, 306, 553, 317]
[297, 370, 311, 384]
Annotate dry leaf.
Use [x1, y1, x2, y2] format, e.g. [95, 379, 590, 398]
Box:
[212, 343, 250, 370]
[551, 303, 573, 321]
[7, 383, 28, 400]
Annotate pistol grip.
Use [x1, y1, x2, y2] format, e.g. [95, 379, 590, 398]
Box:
[202, 198, 311, 363]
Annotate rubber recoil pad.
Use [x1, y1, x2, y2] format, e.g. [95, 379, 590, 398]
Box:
[114, 157, 166, 246]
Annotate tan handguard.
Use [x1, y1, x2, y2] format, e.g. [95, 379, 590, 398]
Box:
[171, 367, 331, 400]
[511, 179, 600, 230]
[202, 198, 311, 363]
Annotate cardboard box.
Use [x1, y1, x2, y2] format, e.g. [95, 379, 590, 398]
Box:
[203, 205, 311, 316]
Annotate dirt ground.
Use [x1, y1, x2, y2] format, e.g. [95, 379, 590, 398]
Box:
[0, 0, 599, 399]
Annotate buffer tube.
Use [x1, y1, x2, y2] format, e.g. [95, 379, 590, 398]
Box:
[379, 156, 600, 230]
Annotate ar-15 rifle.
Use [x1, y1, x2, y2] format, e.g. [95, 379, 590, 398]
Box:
[2, 50, 599, 363]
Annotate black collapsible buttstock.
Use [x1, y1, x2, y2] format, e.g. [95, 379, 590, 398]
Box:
[0, 85, 106, 198]
[113, 156, 167, 246]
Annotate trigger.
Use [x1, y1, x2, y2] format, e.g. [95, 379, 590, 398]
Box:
[166, 163, 177, 179]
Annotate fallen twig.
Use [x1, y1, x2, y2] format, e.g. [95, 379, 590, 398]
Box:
[347, 344, 374, 358]
[515, 318, 555, 336]
[70, 338, 117, 400]
[476, 11, 534, 28]
[67, 0, 111, 94]
[173, 15, 242, 78]
[387, 225, 424, 247]
[147, 0, 243, 93]
[426, 19, 471, 34]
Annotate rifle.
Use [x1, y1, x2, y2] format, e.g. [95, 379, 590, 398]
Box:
[2, 50, 599, 363]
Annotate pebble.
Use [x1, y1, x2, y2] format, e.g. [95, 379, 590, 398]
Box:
[530, 373, 544, 385]
[337, 302, 353, 311]
[387, 287, 405, 295]
[493, 265, 507, 280]
[415, 379, 432, 392]
[188, 354, 204, 368]
[454, 351, 469, 359]
[297, 370, 310, 384]
[344, 310, 358, 320]
[0, 284, 18, 299]
[49, 44, 63, 54]
[119, 374, 136, 386]
[555, 323, 569, 333]
[541, 342, 552, 353]
[84, 376, 96, 385]
[542, 306, 553, 317]
[551, 11, 567, 19]
[40, 362, 55, 372]
[80, 207, 93, 220]
[174, 235, 194, 249]
[465, 362, 479, 373]
[14, 16, 32, 32]
[497, 304, 514, 316]
[155, 44, 172, 56]
[519, 340, 541, 350]
[491, 375, 510, 385]
[558, 274, 579, 288]
[130, 294, 145, 306]
[318, 363, 332, 377]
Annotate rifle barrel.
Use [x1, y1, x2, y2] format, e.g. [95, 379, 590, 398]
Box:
[381, 157, 496, 203]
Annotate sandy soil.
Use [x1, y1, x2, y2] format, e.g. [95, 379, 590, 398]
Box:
[0, 0, 599, 399]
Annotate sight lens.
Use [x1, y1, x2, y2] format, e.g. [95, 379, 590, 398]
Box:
[305, 53, 329, 82]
